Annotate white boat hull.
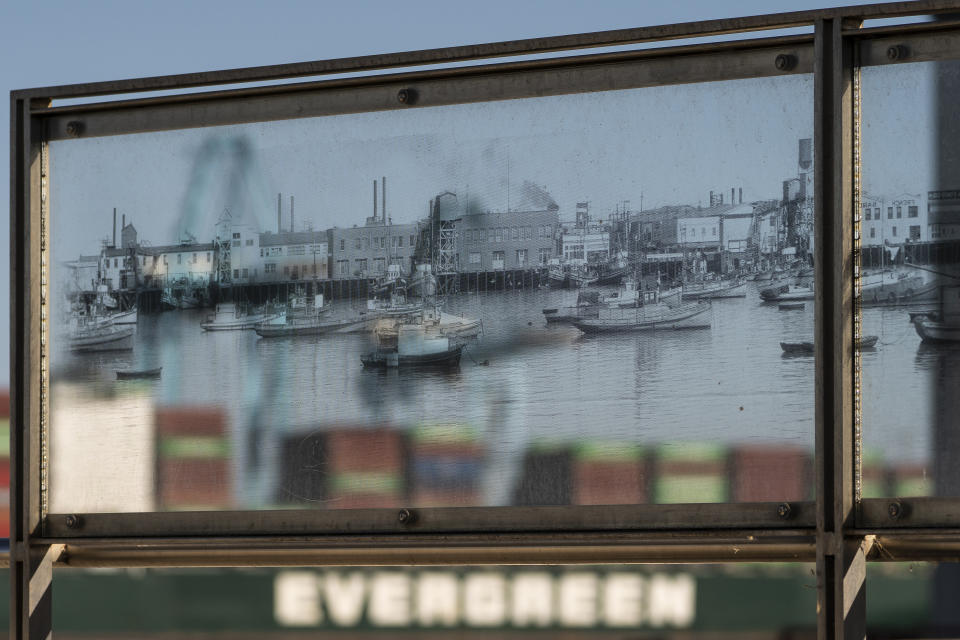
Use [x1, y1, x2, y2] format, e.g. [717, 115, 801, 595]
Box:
[70, 326, 135, 352]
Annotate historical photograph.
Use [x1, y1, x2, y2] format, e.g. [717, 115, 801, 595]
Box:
[47, 75, 833, 513]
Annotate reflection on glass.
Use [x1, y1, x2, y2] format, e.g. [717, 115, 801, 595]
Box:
[860, 59, 960, 499]
[48, 73, 816, 513]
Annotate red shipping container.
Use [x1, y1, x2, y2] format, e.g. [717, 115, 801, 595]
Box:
[573, 461, 646, 505]
[156, 406, 227, 437]
[730, 447, 811, 502]
[325, 429, 404, 473]
[158, 459, 232, 508]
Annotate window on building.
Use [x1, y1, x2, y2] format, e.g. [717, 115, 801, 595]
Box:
[512, 227, 519, 241]
[492, 251, 505, 265]
[177, 254, 182, 265]
[232, 232, 240, 239]
[356, 238, 362, 250]
[891, 226, 897, 237]
[398, 236, 403, 248]
[355, 258, 368, 273]
[888, 207, 893, 219]
[339, 239, 345, 251]
[380, 237, 385, 249]
[207, 253, 211, 262]
[870, 228, 876, 238]
[539, 248, 551, 264]
[232, 240, 240, 247]
[896, 206, 902, 218]
[409, 235, 415, 247]
[712, 227, 717, 237]
[516, 249, 528, 266]
[374, 258, 385, 273]
[337, 260, 349, 276]
[233, 269, 239, 279]
[469, 252, 481, 265]
[153, 255, 158, 264]
[113, 258, 118, 268]
[910, 225, 921, 241]
[863, 207, 871, 220]
[283, 266, 290, 275]
[246, 238, 254, 246]
[874, 207, 880, 218]
[908, 206, 919, 218]
[242, 268, 249, 278]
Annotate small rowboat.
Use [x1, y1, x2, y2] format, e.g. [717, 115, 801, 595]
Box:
[779, 303, 805, 311]
[781, 335, 878, 355]
[115, 367, 162, 380]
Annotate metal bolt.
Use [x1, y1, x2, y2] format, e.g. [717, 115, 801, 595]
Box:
[776, 502, 792, 520]
[397, 88, 418, 105]
[887, 501, 902, 520]
[65, 121, 84, 137]
[774, 54, 797, 71]
[398, 508, 416, 525]
[887, 44, 909, 61]
[65, 514, 83, 529]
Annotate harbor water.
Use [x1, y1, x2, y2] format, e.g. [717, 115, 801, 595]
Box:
[48, 281, 939, 510]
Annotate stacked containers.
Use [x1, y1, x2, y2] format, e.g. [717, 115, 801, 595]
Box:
[571, 440, 646, 505]
[156, 406, 232, 510]
[409, 424, 484, 507]
[513, 440, 572, 506]
[653, 443, 729, 504]
[729, 445, 812, 502]
[324, 428, 404, 509]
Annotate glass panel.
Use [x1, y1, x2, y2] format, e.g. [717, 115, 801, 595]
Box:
[15, 564, 816, 635]
[48, 71, 815, 514]
[859, 58, 960, 499]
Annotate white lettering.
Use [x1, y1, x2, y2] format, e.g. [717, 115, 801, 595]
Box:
[322, 572, 366, 626]
[368, 572, 411, 627]
[463, 573, 507, 627]
[647, 574, 696, 627]
[416, 572, 459, 627]
[603, 574, 643, 627]
[558, 573, 597, 627]
[274, 571, 321, 626]
[511, 572, 553, 627]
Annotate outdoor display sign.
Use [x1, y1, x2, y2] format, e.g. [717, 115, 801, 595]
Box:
[11, 3, 960, 638]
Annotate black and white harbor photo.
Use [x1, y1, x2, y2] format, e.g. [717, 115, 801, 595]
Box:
[45, 66, 960, 514]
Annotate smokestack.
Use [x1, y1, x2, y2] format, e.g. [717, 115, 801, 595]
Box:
[122, 213, 126, 230]
[373, 180, 378, 221]
[382, 176, 387, 223]
[290, 195, 295, 232]
[112, 208, 117, 247]
[709, 191, 714, 206]
[732, 188, 736, 205]
[277, 193, 282, 234]
[739, 187, 743, 204]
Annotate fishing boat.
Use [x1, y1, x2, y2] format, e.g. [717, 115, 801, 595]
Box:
[681, 278, 747, 301]
[593, 267, 629, 286]
[543, 291, 600, 324]
[860, 270, 937, 306]
[780, 335, 879, 354]
[69, 321, 135, 352]
[760, 283, 815, 302]
[571, 288, 711, 334]
[201, 302, 279, 331]
[911, 284, 960, 343]
[115, 367, 162, 380]
[109, 307, 139, 325]
[361, 319, 463, 368]
[547, 265, 597, 289]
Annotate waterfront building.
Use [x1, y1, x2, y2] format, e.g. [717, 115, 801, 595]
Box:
[257, 230, 329, 283]
[926, 189, 960, 241]
[458, 207, 560, 271]
[328, 221, 419, 280]
[139, 242, 217, 289]
[862, 192, 928, 246]
[560, 227, 609, 266]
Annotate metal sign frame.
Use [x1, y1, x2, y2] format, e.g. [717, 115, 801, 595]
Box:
[11, 2, 960, 637]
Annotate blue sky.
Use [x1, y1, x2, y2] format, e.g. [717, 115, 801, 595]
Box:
[1, 0, 923, 385]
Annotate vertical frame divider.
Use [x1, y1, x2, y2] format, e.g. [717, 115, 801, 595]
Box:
[814, 16, 864, 640]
